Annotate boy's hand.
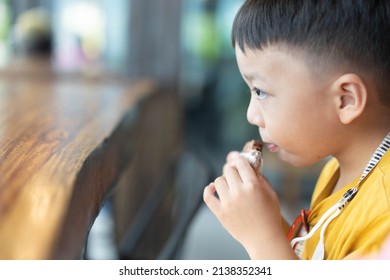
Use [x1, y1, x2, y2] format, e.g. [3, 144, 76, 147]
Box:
[203, 154, 297, 259]
[203, 154, 286, 258]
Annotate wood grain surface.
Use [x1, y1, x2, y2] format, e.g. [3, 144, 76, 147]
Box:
[0, 78, 154, 259]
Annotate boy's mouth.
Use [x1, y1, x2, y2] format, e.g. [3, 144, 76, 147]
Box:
[266, 143, 280, 153]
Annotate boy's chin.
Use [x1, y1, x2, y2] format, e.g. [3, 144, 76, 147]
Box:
[278, 152, 318, 168]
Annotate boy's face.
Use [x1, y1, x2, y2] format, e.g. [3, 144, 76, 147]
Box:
[235, 45, 341, 167]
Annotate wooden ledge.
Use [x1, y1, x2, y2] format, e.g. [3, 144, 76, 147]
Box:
[0, 78, 155, 259]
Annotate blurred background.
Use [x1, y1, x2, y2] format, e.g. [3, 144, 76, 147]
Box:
[0, 0, 326, 259]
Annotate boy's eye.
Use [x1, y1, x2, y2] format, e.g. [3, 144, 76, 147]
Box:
[251, 87, 268, 100]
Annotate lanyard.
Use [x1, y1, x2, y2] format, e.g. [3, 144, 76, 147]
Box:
[290, 132, 390, 260]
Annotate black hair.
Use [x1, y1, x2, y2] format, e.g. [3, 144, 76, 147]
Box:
[232, 0, 390, 103]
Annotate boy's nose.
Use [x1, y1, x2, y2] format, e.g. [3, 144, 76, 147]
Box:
[246, 98, 265, 128]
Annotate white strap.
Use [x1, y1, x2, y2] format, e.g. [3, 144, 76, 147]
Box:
[312, 208, 341, 260]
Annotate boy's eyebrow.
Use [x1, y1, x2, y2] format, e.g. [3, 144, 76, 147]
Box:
[243, 72, 269, 85]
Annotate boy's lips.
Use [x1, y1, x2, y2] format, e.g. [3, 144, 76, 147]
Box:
[266, 143, 280, 152]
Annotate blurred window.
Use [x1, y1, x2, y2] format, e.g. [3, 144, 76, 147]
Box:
[52, 0, 129, 75]
[53, 0, 105, 72]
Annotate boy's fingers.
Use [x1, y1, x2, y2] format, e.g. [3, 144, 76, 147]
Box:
[213, 176, 229, 198]
[223, 163, 243, 189]
[226, 151, 240, 162]
[234, 156, 257, 182]
[203, 183, 220, 213]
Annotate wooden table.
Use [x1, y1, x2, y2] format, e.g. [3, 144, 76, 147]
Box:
[0, 76, 154, 259]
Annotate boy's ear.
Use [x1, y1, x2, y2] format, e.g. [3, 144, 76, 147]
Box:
[333, 73, 367, 124]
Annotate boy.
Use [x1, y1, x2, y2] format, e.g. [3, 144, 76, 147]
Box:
[203, 0, 390, 260]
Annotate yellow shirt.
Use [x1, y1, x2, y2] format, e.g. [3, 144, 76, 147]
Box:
[302, 150, 390, 260]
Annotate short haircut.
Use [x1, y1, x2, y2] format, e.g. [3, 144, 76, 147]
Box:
[232, 0, 390, 103]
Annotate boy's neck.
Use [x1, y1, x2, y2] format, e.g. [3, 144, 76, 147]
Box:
[331, 128, 390, 194]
